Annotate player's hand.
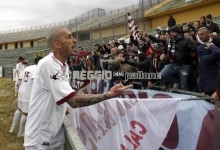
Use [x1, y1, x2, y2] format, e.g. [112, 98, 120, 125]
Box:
[107, 83, 132, 98]
[148, 81, 153, 88]
[211, 92, 219, 103]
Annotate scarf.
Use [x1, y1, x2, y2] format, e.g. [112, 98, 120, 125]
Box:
[196, 34, 212, 44]
[169, 34, 182, 57]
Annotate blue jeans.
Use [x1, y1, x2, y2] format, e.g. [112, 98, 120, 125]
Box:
[160, 64, 191, 90]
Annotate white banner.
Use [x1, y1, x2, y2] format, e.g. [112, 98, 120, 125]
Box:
[68, 98, 180, 150]
[67, 89, 215, 150]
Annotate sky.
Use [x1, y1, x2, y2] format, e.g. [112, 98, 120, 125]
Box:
[0, 0, 138, 32]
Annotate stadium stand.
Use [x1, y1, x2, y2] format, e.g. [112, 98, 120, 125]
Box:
[0, 0, 220, 79]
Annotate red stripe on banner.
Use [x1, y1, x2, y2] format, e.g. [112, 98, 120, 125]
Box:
[196, 110, 214, 150]
[152, 93, 179, 149]
[56, 91, 77, 105]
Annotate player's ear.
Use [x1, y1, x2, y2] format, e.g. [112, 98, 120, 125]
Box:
[53, 41, 62, 49]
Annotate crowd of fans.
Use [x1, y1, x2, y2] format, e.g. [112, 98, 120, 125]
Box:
[68, 13, 220, 97]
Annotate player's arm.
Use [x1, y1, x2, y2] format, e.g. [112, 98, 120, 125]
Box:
[16, 70, 19, 77]
[67, 93, 109, 108]
[67, 83, 132, 108]
[15, 64, 20, 77]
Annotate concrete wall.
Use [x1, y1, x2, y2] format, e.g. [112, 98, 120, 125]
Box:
[1, 40, 38, 50]
[92, 24, 127, 39]
[7, 43, 14, 50]
[89, 0, 220, 39]
[63, 117, 86, 150]
[23, 41, 30, 48]
[91, 20, 149, 39]
[150, 1, 220, 29]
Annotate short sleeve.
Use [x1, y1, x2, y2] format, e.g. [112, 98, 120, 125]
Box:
[40, 61, 76, 105]
[16, 63, 19, 71]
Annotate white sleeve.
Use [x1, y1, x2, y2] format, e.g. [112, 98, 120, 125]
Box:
[40, 61, 76, 105]
[19, 70, 25, 80]
[15, 63, 20, 71]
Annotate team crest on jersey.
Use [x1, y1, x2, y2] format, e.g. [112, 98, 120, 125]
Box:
[50, 72, 59, 80]
[50, 71, 69, 81]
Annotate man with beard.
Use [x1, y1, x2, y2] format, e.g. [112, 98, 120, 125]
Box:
[160, 25, 197, 90]
[205, 14, 219, 34]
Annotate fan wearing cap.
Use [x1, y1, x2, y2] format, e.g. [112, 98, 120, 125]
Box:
[160, 25, 197, 90]
[145, 43, 160, 57]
